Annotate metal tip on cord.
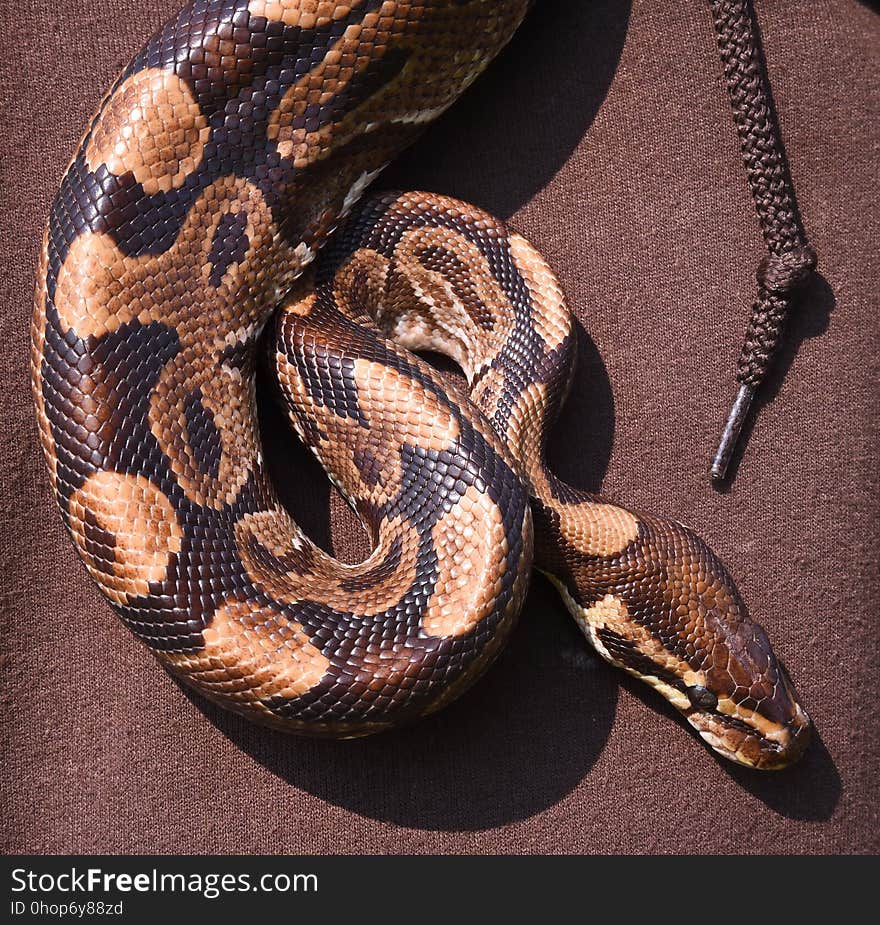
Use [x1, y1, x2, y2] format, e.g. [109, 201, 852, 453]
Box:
[710, 384, 755, 481]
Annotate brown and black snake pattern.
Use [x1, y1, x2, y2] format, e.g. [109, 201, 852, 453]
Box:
[32, 0, 810, 768]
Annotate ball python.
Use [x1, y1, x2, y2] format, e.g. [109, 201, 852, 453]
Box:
[31, 0, 811, 769]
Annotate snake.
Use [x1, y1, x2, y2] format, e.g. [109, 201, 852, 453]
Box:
[31, 0, 811, 770]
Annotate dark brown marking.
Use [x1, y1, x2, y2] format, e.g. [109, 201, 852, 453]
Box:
[416, 244, 495, 330]
[183, 388, 223, 478]
[208, 211, 250, 287]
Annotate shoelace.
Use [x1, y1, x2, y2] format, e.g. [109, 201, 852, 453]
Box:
[706, 0, 818, 481]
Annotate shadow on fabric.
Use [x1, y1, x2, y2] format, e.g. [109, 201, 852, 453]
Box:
[382, 0, 635, 219]
[176, 584, 618, 830]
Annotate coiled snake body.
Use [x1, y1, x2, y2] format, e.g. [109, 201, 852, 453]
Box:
[32, 0, 810, 769]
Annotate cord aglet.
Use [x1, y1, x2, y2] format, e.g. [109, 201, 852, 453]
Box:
[710, 384, 755, 481]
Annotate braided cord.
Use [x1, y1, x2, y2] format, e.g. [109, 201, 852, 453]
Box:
[707, 0, 817, 479]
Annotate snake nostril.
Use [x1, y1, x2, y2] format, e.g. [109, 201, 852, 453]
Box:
[688, 685, 719, 711]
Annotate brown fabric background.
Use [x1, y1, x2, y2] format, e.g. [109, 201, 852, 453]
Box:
[2, 0, 877, 855]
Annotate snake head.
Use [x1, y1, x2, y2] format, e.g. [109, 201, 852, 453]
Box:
[673, 620, 812, 771]
[559, 514, 812, 770]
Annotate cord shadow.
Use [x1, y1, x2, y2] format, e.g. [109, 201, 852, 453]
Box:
[713, 271, 836, 488]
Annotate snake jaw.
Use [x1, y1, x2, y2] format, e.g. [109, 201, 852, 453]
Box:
[686, 617, 813, 770]
[545, 555, 813, 770]
[609, 642, 812, 770]
[684, 696, 812, 771]
[610, 649, 811, 770]
[644, 639, 811, 770]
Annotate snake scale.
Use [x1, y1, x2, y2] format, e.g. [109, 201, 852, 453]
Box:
[32, 0, 811, 769]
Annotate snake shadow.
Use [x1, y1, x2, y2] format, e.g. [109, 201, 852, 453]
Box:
[180, 0, 635, 831]
[382, 0, 634, 220]
[192, 318, 617, 832]
[177, 578, 618, 831]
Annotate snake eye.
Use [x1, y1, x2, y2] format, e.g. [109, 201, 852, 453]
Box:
[688, 685, 719, 711]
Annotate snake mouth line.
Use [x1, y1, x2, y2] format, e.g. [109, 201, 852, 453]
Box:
[684, 701, 812, 770]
